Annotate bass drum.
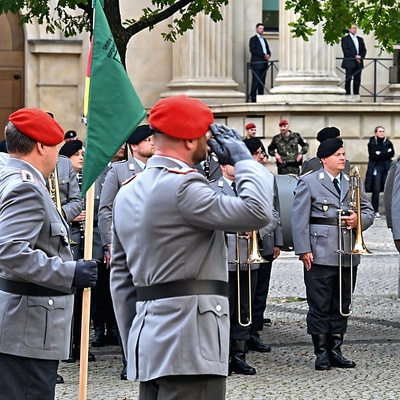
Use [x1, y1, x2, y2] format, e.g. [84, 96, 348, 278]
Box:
[275, 174, 298, 251]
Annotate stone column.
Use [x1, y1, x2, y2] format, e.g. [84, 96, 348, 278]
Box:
[259, 0, 347, 102]
[161, 4, 245, 104]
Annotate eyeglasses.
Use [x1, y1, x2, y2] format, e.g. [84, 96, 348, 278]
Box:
[253, 150, 266, 157]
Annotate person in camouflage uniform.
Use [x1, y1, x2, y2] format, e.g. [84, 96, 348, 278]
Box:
[267, 119, 309, 175]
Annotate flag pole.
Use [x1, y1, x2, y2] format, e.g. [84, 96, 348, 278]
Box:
[79, 182, 95, 399]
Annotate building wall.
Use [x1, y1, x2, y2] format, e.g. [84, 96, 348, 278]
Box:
[4, 0, 399, 170]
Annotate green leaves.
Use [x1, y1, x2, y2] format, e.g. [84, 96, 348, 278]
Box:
[285, 0, 400, 52]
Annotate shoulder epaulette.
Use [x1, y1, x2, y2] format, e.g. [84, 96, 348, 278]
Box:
[121, 175, 137, 186]
[167, 167, 197, 174]
[20, 170, 35, 183]
[299, 170, 313, 179]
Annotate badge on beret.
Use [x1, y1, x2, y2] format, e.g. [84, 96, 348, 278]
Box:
[21, 170, 35, 183]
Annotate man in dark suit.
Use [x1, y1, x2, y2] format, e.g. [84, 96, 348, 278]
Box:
[249, 23, 271, 102]
[341, 24, 367, 95]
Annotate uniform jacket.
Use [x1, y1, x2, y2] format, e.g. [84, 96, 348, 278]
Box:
[57, 155, 83, 223]
[267, 131, 309, 164]
[249, 34, 271, 67]
[98, 157, 143, 246]
[341, 34, 367, 69]
[292, 168, 374, 267]
[390, 158, 400, 239]
[259, 174, 283, 256]
[365, 136, 394, 193]
[0, 158, 76, 360]
[110, 156, 272, 381]
[383, 156, 400, 229]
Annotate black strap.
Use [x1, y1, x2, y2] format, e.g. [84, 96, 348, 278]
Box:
[310, 217, 340, 226]
[0, 277, 73, 296]
[136, 279, 229, 301]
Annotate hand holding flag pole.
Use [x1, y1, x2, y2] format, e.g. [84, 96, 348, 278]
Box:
[79, 1, 146, 398]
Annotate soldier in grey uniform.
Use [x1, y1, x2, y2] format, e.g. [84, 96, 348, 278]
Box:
[244, 138, 283, 352]
[98, 125, 154, 259]
[210, 164, 260, 376]
[0, 108, 97, 400]
[110, 95, 272, 399]
[292, 138, 374, 371]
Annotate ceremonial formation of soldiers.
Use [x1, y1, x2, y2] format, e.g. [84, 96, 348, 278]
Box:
[0, 98, 398, 400]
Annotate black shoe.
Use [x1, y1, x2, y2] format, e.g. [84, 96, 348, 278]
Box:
[56, 374, 64, 384]
[329, 333, 356, 368]
[91, 328, 106, 347]
[72, 346, 96, 362]
[247, 333, 271, 353]
[263, 318, 272, 324]
[105, 325, 120, 346]
[120, 364, 127, 380]
[229, 354, 256, 375]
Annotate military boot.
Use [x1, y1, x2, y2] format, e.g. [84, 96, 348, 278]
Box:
[311, 334, 331, 371]
[329, 333, 356, 368]
[229, 340, 256, 375]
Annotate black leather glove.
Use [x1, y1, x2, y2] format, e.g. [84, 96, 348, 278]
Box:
[73, 259, 98, 288]
[208, 124, 253, 165]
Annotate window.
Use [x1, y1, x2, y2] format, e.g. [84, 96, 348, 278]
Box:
[263, 0, 279, 32]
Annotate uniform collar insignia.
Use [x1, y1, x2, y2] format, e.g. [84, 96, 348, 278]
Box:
[21, 170, 35, 183]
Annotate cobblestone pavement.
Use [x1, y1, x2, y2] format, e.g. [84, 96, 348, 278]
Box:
[56, 218, 400, 399]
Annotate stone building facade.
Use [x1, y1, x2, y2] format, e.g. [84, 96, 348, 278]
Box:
[0, 0, 399, 171]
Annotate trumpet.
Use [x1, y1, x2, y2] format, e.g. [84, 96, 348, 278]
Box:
[234, 231, 267, 327]
[338, 166, 372, 317]
[48, 165, 62, 214]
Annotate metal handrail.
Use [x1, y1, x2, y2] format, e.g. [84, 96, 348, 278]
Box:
[246, 57, 399, 103]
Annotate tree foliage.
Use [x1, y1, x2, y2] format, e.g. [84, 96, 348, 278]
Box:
[0, 0, 229, 66]
[285, 0, 400, 52]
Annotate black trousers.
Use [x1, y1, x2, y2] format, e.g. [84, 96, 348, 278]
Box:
[250, 66, 268, 100]
[251, 260, 273, 333]
[139, 375, 226, 400]
[371, 169, 384, 213]
[304, 263, 357, 335]
[228, 269, 257, 341]
[0, 352, 58, 400]
[344, 66, 362, 95]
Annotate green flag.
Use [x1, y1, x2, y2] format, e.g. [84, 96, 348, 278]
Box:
[81, 0, 146, 195]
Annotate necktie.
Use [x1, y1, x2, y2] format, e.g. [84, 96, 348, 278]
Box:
[333, 178, 341, 195]
[231, 182, 238, 196]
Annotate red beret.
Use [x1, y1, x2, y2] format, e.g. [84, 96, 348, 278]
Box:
[9, 108, 64, 146]
[279, 119, 289, 126]
[149, 95, 214, 140]
[245, 123, 256, 130]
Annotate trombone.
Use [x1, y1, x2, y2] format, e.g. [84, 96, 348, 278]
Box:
[338, 166, 372, 317]
[234, 231, 267, 327]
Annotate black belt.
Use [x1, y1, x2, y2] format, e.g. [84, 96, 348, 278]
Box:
[0, 277, 73, 296]
[310, 217, 345, 226]
[136, 279, 229, 301]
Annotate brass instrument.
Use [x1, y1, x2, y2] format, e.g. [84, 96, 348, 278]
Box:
[48, 165, 63, 214]
[234, 231, 267, 327]
[338, 166, 372, 317]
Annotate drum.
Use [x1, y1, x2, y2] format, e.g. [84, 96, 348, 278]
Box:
[275, 174, 298, 251]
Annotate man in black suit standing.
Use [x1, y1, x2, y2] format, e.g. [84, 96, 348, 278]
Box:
[249, 23, 271, 102]
[341, 24, 367, 95]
